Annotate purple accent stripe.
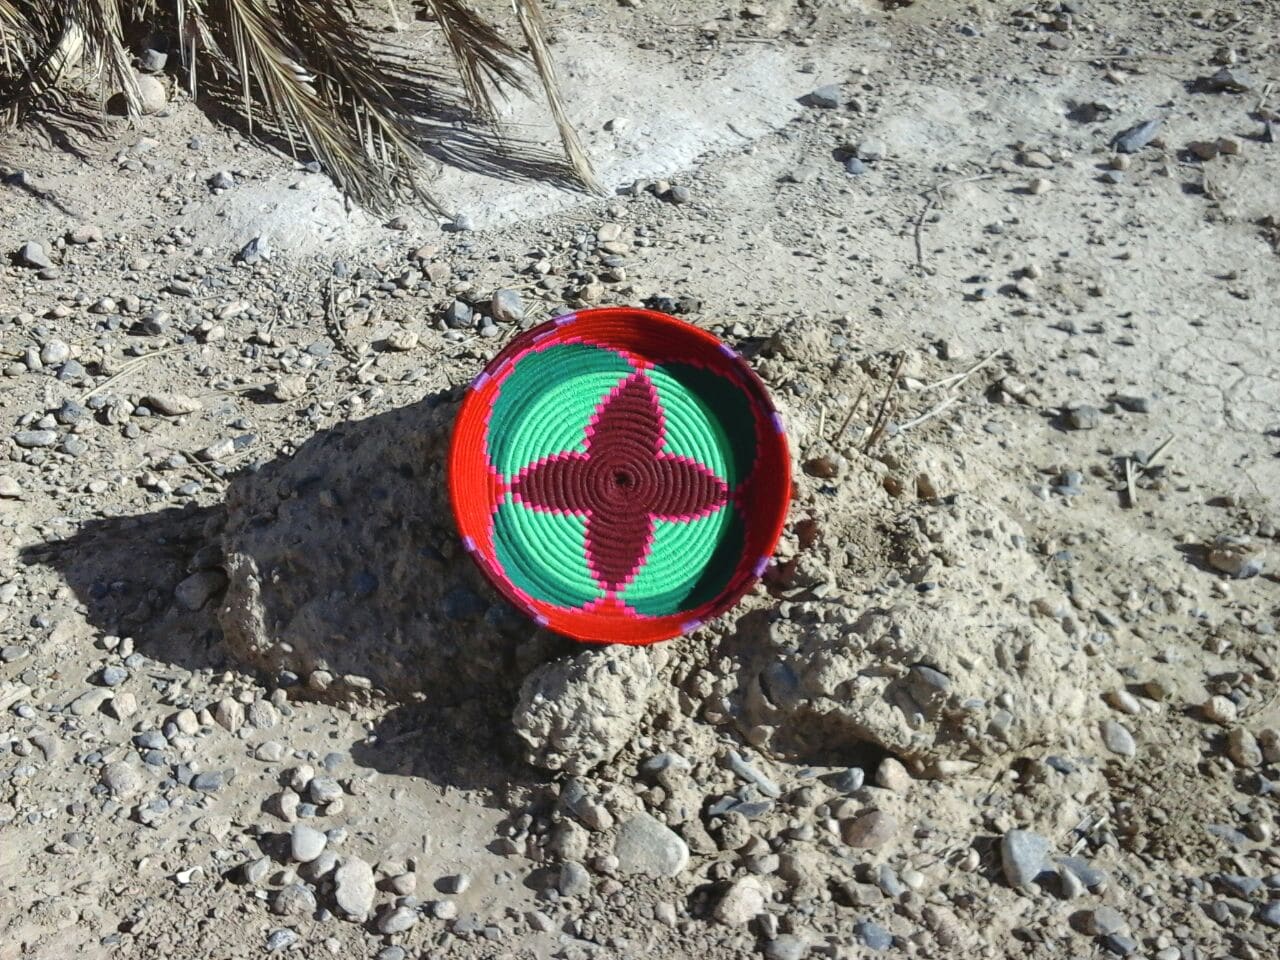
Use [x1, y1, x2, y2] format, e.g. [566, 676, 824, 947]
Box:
[462, 535, 476, 552]
[718, 342, 735, 358]
[535, 614, 550, 627]
[753, 556, 769, 577]
[681, 618, 703, 633]
[472, 371, 491, 390]
[554, 313, 578, 327]
[771, 411, 785, 434]
[531, 329, 554, 344]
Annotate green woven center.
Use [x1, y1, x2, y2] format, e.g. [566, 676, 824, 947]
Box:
[485, 343, 757, 615]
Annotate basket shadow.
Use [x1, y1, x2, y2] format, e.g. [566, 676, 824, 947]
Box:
[20, 388, 555, 792]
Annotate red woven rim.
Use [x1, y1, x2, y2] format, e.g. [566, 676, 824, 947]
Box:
[447, 307, 791, 644]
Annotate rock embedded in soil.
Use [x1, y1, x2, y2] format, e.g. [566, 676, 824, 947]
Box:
[612, 812, 689, 878]
[841, 811, 897, 849]
[333, 856, 376, 920]
[513, 644, 671, 775]
[713, 876, 770, 924]
[1002, 829, 1051, 888]
[101, 760, 144, 799]
[1101, 719, 1136, 757]
[16, 241, 51, 269]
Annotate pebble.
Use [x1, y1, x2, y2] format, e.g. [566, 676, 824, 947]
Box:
[175, 571, 227, 611]
[764, 933, 809, 960]
[1202, 696, 1238, 725]
[265, 929, 297, 952]
[855, 920, 892, 951]
[69, 688, 113, 716]
[209, 171, 235, 190]
[1206, 536, 1265, 578]
[726, 750, 782, 797]
[101, 760, 144, 799]
[668, 185, 691, 204]
[1113, 119, 1162, 153]
[1084, 906, 1126, 936]
[841, 811, 897, 849]
[613, 812, 690, 877]
[1028, 177, 1053, 195]
[1259, 902, 1280, 927]
[1001, 829, 1051, 887]
[558, 861, 590, 896]
[334, 856, 376, 919]
[1101, 718, 1136, 757]
[244, 857, 272, 884]
[213, 696, 245, 732]
[67, 224, 103, 244]
[1065, 405, 1101, 430]
[856, 139, 887, 161]
[17, 241, 51, 269]
[291, 824, 327, 862]
[238, 236, 271, 264]
[714, 876, 769, 924]
[309, 777, 343, 803]
[378, 905, 418, 934]
[874, 758, 911, 792]
[0, 476, 21, 498]
[385, 328, 418, 351]
[443, 300, 473, 328]
[14, 430, 58, 448]
[192, 770, 225, 792]
[272, 883, 316, 917]
[40, 339, 71, 364]
[144, 393, 203, 416]
[1226, 728, 1262, 768]
[804, 84, 841, 109]
[491, 289, 524, 323]
[99, 665, 129, 687]
[1103, 934, 1138, 956]
[844, 157, 867, 176]
[134, 74, 167, 114]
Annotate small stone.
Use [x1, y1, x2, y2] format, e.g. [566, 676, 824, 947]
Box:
[714, 876, 769, 925]
[443, 300, 473, 328]
[238, 236, 271, 265]
[309, 777, 343, 803]
[247, 700, 278, 728]
[256, 741, 285, 762]
[613, 812, 689, 877]
[844, 157, 867, 176]
[1226, 728, 1262, 768]
[69, 688, 113, 716]
[385, 328, 418, 351]
[1202, 696, 1238, 724]
[101, 760, 144, 799]
[270, 376, 308, 402]
[0, 476, 21, 498]
[134, 74, 167, 114]
[841, 811, 897, 849]
[1113, 119, 1161, 153]
[1206, 536, 1265, 578]
[175, 570, 227, 610]
[1100, 719, 1136, 757]
[1028, 177, 1053, 195]
[855, 920, 892, 951]
[213, 696, 244, 732]
[209, 171, 235, 190]
[491, 289, 524, 323]
[1188, 140, 1220, 161]
[1065, 405, 1101, 430]
[1001, 829, 1051, 888]
[764, 933, 810, 960]
[272, 883, 316, 918]
[1103, 934, 1138, 956]
[291, 824, 327, 862]
[1014, 276, 1039, 299]
[1258, 902, 1280, 927]
[558, 861, 590, 897]
[803, 85, 841, 109]
[143, 393, 203, 416]
[334, 857, 376, 920]
[67, 224, 104, 244]
[191, 770, 225, 792]
[13, 429, 57, 448]
[1084, 906, 1126, 936]
[1258, 728, 1280, 764]
[1020, 150, 1054, 168]
[265, 929, 297, 952]
[668, 185, 692, 204]
[856, 139, 887, 161]
[17, 241, 51, 269]
[875, 758, 911, 792]
[449, 213, 474, 232]
[244, 857, 272, 885]
[378, 905, 418, 934]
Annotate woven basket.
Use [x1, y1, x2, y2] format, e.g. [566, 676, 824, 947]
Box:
[448, 307, 790, 644]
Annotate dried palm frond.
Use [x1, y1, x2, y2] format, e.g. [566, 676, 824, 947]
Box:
[0, 0, 601, 212]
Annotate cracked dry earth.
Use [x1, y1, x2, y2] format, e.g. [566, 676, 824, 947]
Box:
[2, 1, 1280, 959]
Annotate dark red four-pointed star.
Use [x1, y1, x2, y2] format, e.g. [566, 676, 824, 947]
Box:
[511, 373, 728, 591]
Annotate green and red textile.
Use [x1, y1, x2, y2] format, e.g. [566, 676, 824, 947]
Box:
[448, 307, 790, 644]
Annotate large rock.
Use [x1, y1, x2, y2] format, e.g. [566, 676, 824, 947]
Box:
[612, 812, 689, 878]
[217, 398, 526, 701]
[512, 644, 671, 775]
[734, 498, 1094, 765]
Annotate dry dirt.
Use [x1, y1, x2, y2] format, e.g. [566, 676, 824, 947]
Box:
[2, 2, 1279, 960]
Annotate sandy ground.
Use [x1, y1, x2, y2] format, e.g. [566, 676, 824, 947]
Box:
[2, 2, 1279, 959]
